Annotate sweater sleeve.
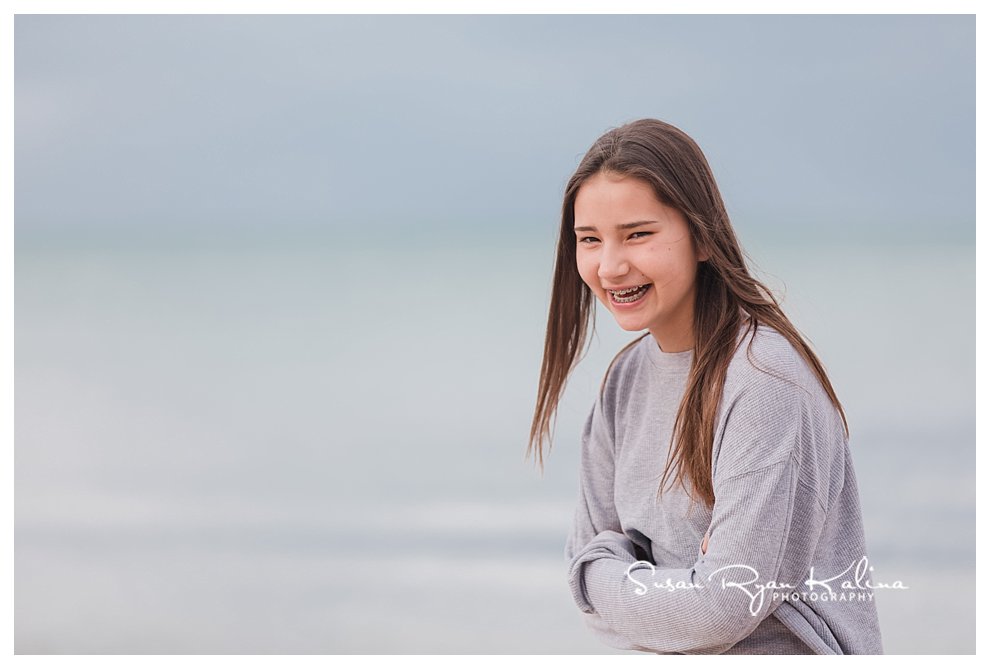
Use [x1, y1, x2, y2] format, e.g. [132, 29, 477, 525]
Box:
[567, 384, 829, 654]
[564, 393, 656, 652]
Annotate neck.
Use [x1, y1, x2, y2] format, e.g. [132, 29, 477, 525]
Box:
[650, 326, 694, 353]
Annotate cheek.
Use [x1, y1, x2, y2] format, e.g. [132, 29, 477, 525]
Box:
[575, 255, 597, 287]
[645, 255, 695, 288]
[673, 259, 700, 288]
[641, 249, 676, 277]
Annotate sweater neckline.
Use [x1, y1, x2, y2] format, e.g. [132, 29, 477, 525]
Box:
[643, 333, 694, 373]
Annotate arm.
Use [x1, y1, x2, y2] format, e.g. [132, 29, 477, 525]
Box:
[564, 392, 655, 652]
[567, 386, 829, 654]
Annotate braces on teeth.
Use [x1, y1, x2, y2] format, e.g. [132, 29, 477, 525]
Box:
[611, 285, 645, 296]
[610, 284, 649, 303]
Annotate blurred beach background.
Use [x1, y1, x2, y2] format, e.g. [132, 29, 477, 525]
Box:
[15, 14, 974, 653]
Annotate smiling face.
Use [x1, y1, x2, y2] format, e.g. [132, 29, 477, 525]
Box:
[573, 171, 707, 353]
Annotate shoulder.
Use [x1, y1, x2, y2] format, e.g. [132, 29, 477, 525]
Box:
[580, 335, 651, 443]
[714, 323, 846, 482]
[601, 333, 652, 394]
[723, 323, 828, 406]
[593, 334, 655, 424]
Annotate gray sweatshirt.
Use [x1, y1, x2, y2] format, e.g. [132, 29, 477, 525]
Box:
[564, 323, 883, 654]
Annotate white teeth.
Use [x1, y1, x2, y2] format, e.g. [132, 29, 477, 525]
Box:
[610, 284, 650, 303]
[610, 284, 646, 296]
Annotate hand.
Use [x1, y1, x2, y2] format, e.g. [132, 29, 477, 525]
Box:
[701, 530, 710, 555]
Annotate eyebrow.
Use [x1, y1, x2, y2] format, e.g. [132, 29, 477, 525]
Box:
[574, 220, 658, 232]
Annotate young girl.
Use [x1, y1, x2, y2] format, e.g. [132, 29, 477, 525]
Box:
[528, 119, 883, 654]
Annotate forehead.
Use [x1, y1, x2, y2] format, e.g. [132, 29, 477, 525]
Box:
[573, 173, 670, 226]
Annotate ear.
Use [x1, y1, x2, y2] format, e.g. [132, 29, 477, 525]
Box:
[696, 245, 710, 263]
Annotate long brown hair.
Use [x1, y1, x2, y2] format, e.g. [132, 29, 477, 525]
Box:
[526, 118, 848, 508]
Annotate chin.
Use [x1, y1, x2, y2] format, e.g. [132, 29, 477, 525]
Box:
[611, 315, 648, 331]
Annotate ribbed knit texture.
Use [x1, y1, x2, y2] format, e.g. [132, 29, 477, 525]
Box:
[564, 324, 883, 654]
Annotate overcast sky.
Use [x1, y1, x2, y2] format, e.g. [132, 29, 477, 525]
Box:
[15, 14, 974, 245]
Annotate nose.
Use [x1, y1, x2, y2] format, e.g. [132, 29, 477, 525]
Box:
[597, 242, 630, 283]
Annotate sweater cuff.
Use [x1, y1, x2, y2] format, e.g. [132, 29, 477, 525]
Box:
[567, 530, 639, 614]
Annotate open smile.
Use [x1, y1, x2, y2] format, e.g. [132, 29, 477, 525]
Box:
[607, 283, 652, 305]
